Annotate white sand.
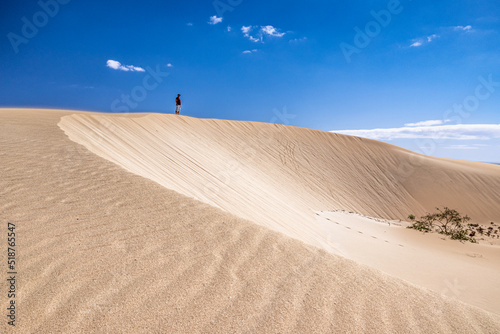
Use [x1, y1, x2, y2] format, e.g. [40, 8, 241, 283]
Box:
[1, 108, 499, 333]
[59, 112, 500, 314]
[315, 211, 500, 314]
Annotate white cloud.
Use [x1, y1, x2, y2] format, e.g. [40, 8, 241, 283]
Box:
[410, 34, 439, 47]
[261, 25, 285, 37]
[166, 63, 173, 67]
[241, 25, 285, 42]
[410, 25, 471, 48]
[331, 123, 500, 141]
[106, 60, 123, 70]
[227, 26, 231, 32]
[444, 144, 480, 150]
[241, 26, 260, 42]
[187, 22, 193, 26]
[241, 26, 262, 42]
[427, 34, 439, 42]
[106, 60, 145, 72]
[209, 16, 223, 25]
[241, 26, 252, 35]
[454, 25, 472, 31]
[242, 49, 258, 54]
[405, 119, 450, 127]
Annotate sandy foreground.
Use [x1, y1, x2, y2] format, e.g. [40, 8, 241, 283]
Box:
[1, 108, 500, 333]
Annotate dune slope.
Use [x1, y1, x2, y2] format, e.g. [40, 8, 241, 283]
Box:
[59, 113, 500, 247]
[57, 112, 500, 314]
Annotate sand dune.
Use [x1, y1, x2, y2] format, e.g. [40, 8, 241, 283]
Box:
[1, 108, 500, 333]
[59, 113, 500, 230]
[59, 111, 500, 313]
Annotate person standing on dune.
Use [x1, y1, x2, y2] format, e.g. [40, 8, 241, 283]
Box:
[175, 94, 181, 115]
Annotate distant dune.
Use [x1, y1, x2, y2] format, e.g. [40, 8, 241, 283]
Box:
[2, 108, 500, 333]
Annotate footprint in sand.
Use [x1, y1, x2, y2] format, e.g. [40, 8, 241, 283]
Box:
[466, 253, 483, 258]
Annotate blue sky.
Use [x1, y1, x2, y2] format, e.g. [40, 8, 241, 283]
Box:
[1, 0, 499, 162]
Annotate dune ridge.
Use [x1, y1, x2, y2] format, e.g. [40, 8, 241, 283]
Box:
[1, 108, 500, 333]
[59, 113, 500, 247]
[57, 112, 500, 314]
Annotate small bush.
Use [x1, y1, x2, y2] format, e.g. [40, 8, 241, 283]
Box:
[407, 207, 476, 243]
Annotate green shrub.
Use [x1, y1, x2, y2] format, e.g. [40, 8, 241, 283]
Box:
[407, 207, 476, 243]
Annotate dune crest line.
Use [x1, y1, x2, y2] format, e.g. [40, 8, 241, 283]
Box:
[59, 113, 500, 242]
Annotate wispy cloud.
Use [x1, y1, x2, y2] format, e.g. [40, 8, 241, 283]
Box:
[405, 119, 450, 127]
[444, 144, 481, 150]
[427, 34, 439, 42]
[410, 34, 440, 47]
[166, 63, 173, 67]
[187, 22, 193, 26]
[209, 16, 223, 25]
[241, 26, 251, 34]
[227, 26, 231, 32]
[242, 26, 261, 42]
[241, 25, 285, 42]
[453, 25, 472, 32]
[409, 25, 472, 47]
[106, 60, 145, 72]
[242, 49, 258, 54]
[261, 25, 285, 37]
[331, 123, 500, 140]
